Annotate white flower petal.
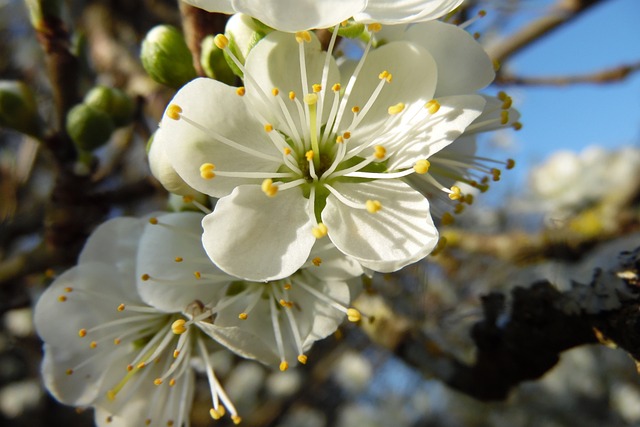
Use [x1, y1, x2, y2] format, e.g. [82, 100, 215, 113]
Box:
[245, 31, 340, 130]
[322, 180, 437, 272]
[354, 0, 464, 24]
[181, 0, 235, 13]
[159, 78, 281, 198]
[387, 94, 486, 170]
[405, 20, 495, 96]
[307, 245, 364, 281]
[136, 212, 230, 313]
[231, 0, 366, 31]
[202, 185, 315, 281]
[148, 130, 199, 196]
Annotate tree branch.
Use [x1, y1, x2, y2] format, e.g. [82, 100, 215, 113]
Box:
[496, 60, 640, 86]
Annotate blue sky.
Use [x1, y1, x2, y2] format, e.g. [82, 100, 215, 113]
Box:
[480, 0, 640, 197]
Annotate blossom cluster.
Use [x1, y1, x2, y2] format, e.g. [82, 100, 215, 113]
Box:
[36, 1, 519, 426]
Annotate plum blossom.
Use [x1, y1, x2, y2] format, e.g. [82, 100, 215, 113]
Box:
[34, 217, 241, 426]
[136, 212, 364, 371]
[152, 28, 486, 281]
[181, 0, 464, 32]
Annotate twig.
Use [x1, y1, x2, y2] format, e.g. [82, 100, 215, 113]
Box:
[496, 60, 640, 86]
[178, 3, 229, 77]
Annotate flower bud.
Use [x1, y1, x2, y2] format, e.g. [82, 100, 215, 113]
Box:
[84, 86, 135, 127]
[141, 25, 197, 89]
[332, 20, 365, 39]
[223, 13, 269, 78]
[200, 35, 236, 85]
[66, 103, 114, 151]
[0, 80, 43, 138]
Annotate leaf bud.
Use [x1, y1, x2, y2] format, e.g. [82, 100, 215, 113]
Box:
[0, 80, 43, 138]
[84, 86, 135, 127]
[65, 103, 114, 151]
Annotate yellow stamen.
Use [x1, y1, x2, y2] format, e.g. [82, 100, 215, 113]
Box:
[441, 212, 454, 225]
[279, 361, 289, 371]
[373, 145, 386, 159]
[387, 102, 404, 115]
[413, 159, 430, 174]
[336, 135, 344, 143]
[141, 273, 150, 281]
[166, 104, 182, 120]
[236, 87, 245, 96]
[261, 178, 279, 197]
[283, 147, 292, 155]
[312, 257, 322, 266]
[347, 308, 361, 322]
[312, 84, 322, 93]
[332, 83, 341, 92]
[506, 159, 516, 169]
[425, 99, 440, 114]
[200, 163, 216, 180]
[171, 319, 187, 335]
[264, 123, 274, 132]
[365, 200, 382, 213]
[500, 111, 509, 125]
[367, 23, 382, 33]
[239, 313, 248, 320]
[312, 223, 328, 238]
[289, 91, 296, 100]
[351, 106, 360, 113]
[79, 328, 87, 337]
[58, 295, 67, 302]
[343, 131, 351, 139]
[149, 217, 158, 225]
[117, 303, 125, 312]
[213, 34, 229, 49]
[174, 257, 183, 262]
[449, 185, 462, 201]
[154, 378, 163, 386]
[209, 408, 222, 420]
[304, 93, 318, 105]
[298, 354, 308, 364]
[272, 88, 279, 96]
[305, 150, 314, 161]
[169, 379, 176, 387]
[295, 31, 312, 43]
[232, 415, 242, 425]
[194, 271, 202, 279]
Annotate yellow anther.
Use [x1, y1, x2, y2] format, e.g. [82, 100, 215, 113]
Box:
[149, 217, 158, 225]
[464, 194, 475, 205]
[479, 9, 487, 17]
[66, 369, 73, 375]
[289, 91, 296, 100]
[513, 122, 523, 131]
[279, 361, 289, 371]
[127, 364, 134, 371]
[497, 91, 508, 101]
[441, 212, 455, 225]
[154, 378, 163, 386]
[58, 295, 67, 302]
[236, 87, 245, 96]
[332, 83, 341, 92]
[264, 123, 274, 132]
[373, 145, 386, 159]
[378, 70, 389, 80]
[169, 378, 176, 386]
[173, 350, 180, 358]
[90, 341, 97, 348]
[305, 150, 314, 161]
[283, 147, 292, 155]
[343, 131, 351, 139]
[304, 93, 318, 105]
[210, 408, 223, 420]
[298, 354, 308, 364]
[312, 257, 322, 266]
[166, 104, 182, 120]
[261, 178, 279, 197]
[449, 185, 462, 201]
[295, 31, 312, 43]
[79, 328, 87, 337]
[312, 84, 322, 93]
[312, 223, 328, 238]
[64, 287, 73, 292]
[272, 88, 279, 96]
[388, 102, 404, 115]
[347, 308, 361, 322]
[501, 96, 512, 110]
[239, 312, 248, 320]
[114, 338, 121, 345]
[473, 32, 480, 40]
[141, 273, 150, 281]
[168, 421, 174, 426]
[284, 283, 292, 290]
[194, 271, 202, 279]
[279, 299, 293, 308]
[492, 168, 501, 181]
[171, 319, 187, 335]
[506, 159, 516, 169]
[425, 99, 440, 114]
[351, 106, 360, 113]
[336, 135, 344, 143]
[200, 163, 216, 180]
[385, 73, 393, 82]
[213, 34, 229, 49]
[174, 257, 183, 262]
[182, 195, 194, 203]
[413, 159, 430, 174]
[117, 304, 125, 312]
[145, 419, 151, 426]
[454, 203, 465, 214]
[500, 111, 509, 125]
[493, 59, 501, 71]
[232, 415, 242, 425]
[365, 200, 382, 213]
[367, 23, 382, 33]
[481, 176, 490, 184]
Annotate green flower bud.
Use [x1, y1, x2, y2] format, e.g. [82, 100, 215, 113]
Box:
[331, 20, 365, 39]
[200, 35, 236, 85]
[141, 25, 197, 89]
[0, 80, 43, 138]
[66, 103, 114, 151]
[84, 86, 135, 127]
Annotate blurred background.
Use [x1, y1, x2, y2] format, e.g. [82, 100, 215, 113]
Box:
[1, 0, 639, 426]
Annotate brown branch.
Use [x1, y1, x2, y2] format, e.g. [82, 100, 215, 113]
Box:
[179, 3, 229, 77]
[358, 248, 640, 401]
[496, 60, 640, 86]
[486, 0, 604, 64]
